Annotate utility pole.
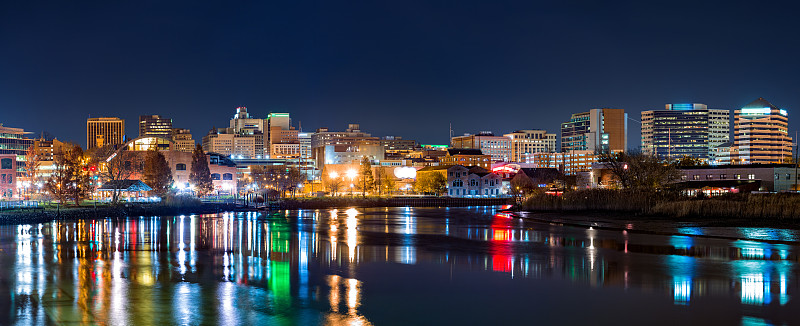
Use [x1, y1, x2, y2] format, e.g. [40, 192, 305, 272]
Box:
[795, 131, 798, 191]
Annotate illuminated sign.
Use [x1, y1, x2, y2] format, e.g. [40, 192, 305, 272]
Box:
[492, 165, 518, 174]
[741, 107, 771, 115]
[780, 109, 788, 116]
[393, 166, 417, 179]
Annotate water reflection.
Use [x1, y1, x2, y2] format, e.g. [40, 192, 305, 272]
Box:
[1, 207, 800, 324]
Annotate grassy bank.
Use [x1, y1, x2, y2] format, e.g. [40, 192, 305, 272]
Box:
[521, 189, 800, 219]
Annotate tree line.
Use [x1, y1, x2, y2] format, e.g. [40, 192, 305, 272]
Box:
[23, 143, 214, 205]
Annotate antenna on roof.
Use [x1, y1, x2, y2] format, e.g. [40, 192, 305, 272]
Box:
[449, 123, 453, 140]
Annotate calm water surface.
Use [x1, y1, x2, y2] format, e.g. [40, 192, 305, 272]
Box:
[2, 206, 799, 325]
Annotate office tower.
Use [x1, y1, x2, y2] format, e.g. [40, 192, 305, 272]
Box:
[502, 130, 556, 163]
[640, 103, 730, 160]
[86, 117, 125, 149]
[138, 115, 173, 139]
[266, 113, 299, 158]
[311, 124, 384, 169]
[451, 131, 511, 162]
[203, 107, 266, 159]
[733, 98, 792, 164]
[560, 108, 627, 153]
[229, 107, 264, 134]
[171, 128, 195, 153]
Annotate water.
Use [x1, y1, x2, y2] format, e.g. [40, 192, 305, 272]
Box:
[2, 206, 799, 325]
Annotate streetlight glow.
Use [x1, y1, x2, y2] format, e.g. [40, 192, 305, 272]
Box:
[346, 169, 357, 179]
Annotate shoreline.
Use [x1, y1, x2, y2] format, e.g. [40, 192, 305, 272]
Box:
[516, 209, 800, 244]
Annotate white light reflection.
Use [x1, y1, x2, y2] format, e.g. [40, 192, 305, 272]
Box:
[346, 208, 358, 262]
[178, 215, 186, 275]
[741, 274, 766, 305]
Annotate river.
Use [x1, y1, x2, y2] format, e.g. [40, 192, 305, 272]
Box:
[1, 206, 798, 325]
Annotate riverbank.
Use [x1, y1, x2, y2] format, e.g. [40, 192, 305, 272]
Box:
[0, 197, 513, 224]
[0, 202, 238, 225]
[519, 189, 800, 219]
[275, 197, 511, 209]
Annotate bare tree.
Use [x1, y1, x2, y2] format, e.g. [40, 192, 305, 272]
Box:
[323, 172, 343, 196]
[23, 145, 41, 197]
[598, 150, 681, 191]
[45, 144, 92, 205]
[88, 146, 142, 204]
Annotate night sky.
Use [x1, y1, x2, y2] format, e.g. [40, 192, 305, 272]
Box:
[2, 1, 800, 147]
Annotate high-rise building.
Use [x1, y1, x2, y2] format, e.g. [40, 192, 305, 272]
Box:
[503, 130, 556, 163]
[311, 124, 384, 169]
[451, 132, 511, 162]
[203, 107, 266, 159]
[171, 128, 195, 153]
[267, 112, 291, 131]
[86, 117, 125, 149]
[381, 136, 418, 160]
[139, 115, 173, 139]
[733, 98, 792, 164]
[229, 107, 264, 134]
[560, 108, 627, 153]
[640, 103, 730, 160]
[32, 138, 68, 161]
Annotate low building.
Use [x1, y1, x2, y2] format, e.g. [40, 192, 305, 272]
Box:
[0, 154, 17, 198]
[676, 164, 796, 194]
[165, 151, 238, 195]
[512, 168, 562, 188]
[417, 165, 502, 197]
[97, 180, 153, 202]
[576, 163, 620, 189]
[439, 149, 491, 170]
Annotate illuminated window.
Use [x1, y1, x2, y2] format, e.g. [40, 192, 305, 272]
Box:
[223, 173, 233, 180]
[211, 173, 221, 180]
[176, 163, 186, 171]
[748, 174, 755, 180]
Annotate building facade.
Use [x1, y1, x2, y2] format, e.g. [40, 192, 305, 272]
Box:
[203, 107, 269, 159]
[560, 108, 627, 153]
[416, 165, 502, 197]
[527, 150, 608, 175]
[732, 98, 792, 164]
[677, 164, 796, 193]
[503, 130, 556, 163]
[641, 103, 730, 160]
[0, 154, 16, 198]
[451, 132, 511, 162]
[87, 117, 125, 149]
[0, 124, 34, 159]
[311, 124, 382, 169]
[438, 149, 491, 169]
[171, 128, 195, 153]
[139, 115, 173, 139]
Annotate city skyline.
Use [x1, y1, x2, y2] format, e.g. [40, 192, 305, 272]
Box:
[3, 1, 800, 146]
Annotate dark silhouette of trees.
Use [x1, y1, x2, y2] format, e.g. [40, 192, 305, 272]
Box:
[189, 145, 213, 196]
[143, 149, 174, 197]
